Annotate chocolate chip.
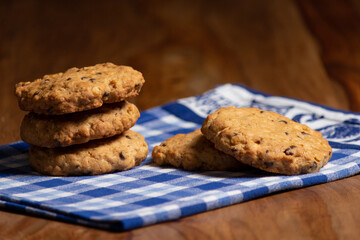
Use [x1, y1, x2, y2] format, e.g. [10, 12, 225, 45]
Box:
[279, 120, 288, 124]
[301, 131, 309, 135]
[120, 152, 126, 160]
[284, 145, 296, 155]
[266, 150, 270, 154]
[96, 72, 102, 75]
[233, 132, 238, 136]
[161, 143, 166, 147]
[81, 76, 88, 80]
[33, 90, 41, 97]
[75, 164, 80, 169]
[264, 161, 273, 168]
[231, 148, 238, 152]
[76, 69, 81, 72]
[42, 78, 50, 85]
[102, 91, 110, 98]
[255, 139, 262, 144]
[134, 83, 141, 89]
[66, 77, 72, 81]
[89, 78, 95, 82]
[310, 161, 317, 170]
[329, 151, 332, 156]
[285, 132, 289, 135]
[260, 110, 264, 113]
[125, 135, 132, 139]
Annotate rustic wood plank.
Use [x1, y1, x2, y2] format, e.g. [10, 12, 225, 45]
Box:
[130, 0, 349, 110]
[298, 0, 360, 112]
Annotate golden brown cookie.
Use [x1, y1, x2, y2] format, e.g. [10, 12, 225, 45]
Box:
[15, 63, 144, 115]
[152, 129, 247, 171]
[29, 130, 148, 176]
[21, 101, 140, 148]
[201, 107, 332, 175]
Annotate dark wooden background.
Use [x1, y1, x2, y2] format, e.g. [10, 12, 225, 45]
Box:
[1, 0, 360, 239]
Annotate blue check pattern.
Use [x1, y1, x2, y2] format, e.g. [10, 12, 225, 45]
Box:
[1, 84, 360, 231]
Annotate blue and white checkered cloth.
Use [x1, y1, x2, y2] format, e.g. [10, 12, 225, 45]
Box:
[1, 84, 360, 231]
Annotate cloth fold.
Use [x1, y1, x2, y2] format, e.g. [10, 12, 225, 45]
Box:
[1, 83, 359, 231]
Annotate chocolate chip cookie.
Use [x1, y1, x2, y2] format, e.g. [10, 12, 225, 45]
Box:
[152, 129, 247, 171]
[15, 63, 144, 115]
[201, 107, 332, 175]
[21, 101, 140, 148]
[29, 130, 148, 176]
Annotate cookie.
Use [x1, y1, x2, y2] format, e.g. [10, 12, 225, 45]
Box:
[152, 129, 247, 171]
[201, 107, 332, 175]
[15, 63, 144, 115]
[29, 130, 148, 176]
[20, 101, 140, 148]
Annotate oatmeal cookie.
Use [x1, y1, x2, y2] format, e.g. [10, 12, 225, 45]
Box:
[29, 130, 148, 176]
[15, 63, 144, 115]
[21, 101, 140, 148]
[201, 107, 332, 175]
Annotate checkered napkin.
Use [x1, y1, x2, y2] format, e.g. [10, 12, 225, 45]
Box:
[1, 84, 360, 231]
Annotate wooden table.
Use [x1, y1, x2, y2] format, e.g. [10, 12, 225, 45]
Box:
[1, 0, 360, 239]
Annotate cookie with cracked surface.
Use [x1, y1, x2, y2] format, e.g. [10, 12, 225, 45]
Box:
[29, 130, 148, 176]
[21, 101, 140, 148]
[201, 107, 332, 175]
[15, 62, 144, 115]
[152, 129, 247, 171]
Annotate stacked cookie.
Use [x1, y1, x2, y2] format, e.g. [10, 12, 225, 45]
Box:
[15, 63, 148, 176]
[153, 107, 332, 175]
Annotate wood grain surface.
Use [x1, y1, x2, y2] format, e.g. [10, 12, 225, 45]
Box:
[1, 0, 360, 239]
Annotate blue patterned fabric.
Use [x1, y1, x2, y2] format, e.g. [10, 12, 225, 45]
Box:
[1, 84, 359, 231]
